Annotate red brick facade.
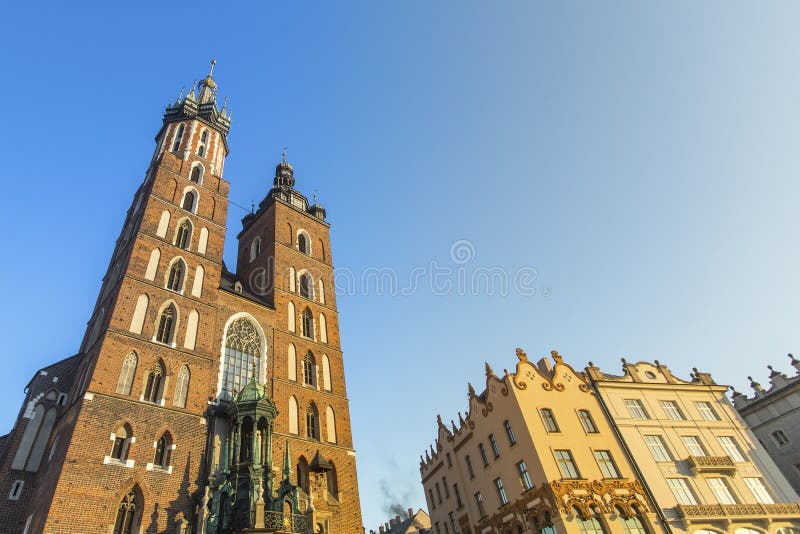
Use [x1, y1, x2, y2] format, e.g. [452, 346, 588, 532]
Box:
[0, 68, 362, 534]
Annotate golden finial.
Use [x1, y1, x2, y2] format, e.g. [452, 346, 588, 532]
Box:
[209, 58, 217, 77]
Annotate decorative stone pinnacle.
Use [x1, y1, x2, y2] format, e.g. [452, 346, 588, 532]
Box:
[621, 357, 627, 365]
[551, 350, 563, 364]
[467, 382, 476, 397]
[515, 347, 528, 362]
[208, 58, 216, 77]
[485, 362, 494, 376]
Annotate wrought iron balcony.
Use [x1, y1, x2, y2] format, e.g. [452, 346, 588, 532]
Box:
[677, 503, 800, 520]
[262, 510, 310, 533]
[686, 455, 736, 473]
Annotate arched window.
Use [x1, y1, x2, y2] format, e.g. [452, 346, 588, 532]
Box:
[116, 352, 138, 395]
[156, 304, 176, 344]
[129, 294, 149, 335]
[327, 463, 339, 499]
[306, 403, 319, 440]
[156, 210, 171, 238]
[299, 273, 313, 299]
[318, 279, 325, 304]
[173, 366, 190, 408]
[113, 487, 142, 534]
[576, 507, 606, 534]
[12, 406, 44, 470]
[326, 405, 337, 443]
[288, 396, 299, 434]
[24, 407, 57, 472]
[198, 129, 209, 157]
[298, 231, 310, 254]
[145, 248, 160, 281]
[221, 317, 262, 400]
[303, 352, 316, 387]
[110, 424, 133, 462]
[153, 433, 172, 468]
[288, 344, 297, 381]
[182, 190, 197, 212]
[289, 266, 296, 292]
[174, 220, 192, 249]
[171, 124, 184, 151]
[166, 259, 186, 292]
[143, 360, 165, 404]
[302, 307, 313, 339]
[288, 301, 296, 332]
[319, 313, 328, 343]
[184, 309, 199, 350]
[198, 227, 209, 254]
[250, 237, 261, 262]
[322, 354, 331, 391]
[190, 165, 202, 184]
[618, 506, 646, 534]
[191, 265, 204, 297]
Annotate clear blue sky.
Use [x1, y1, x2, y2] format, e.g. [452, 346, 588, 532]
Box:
[2, 1, 800, 530]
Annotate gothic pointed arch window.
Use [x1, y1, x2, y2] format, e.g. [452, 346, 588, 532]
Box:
[174, 219, 192, 250]
[173, 365, 190, 408]
[156, 304, 177, 345]
[143, 360, 165, 404]
[166, 259, 186, 292]
[190, 164, 203, 184]
[301, 307, 313, 339]
[198, 129, 209, 157]
[116, 351, 138, 395]
[181, 189, 197, 212]
[326, 405, 337, 443]
[153, 432, 172, 469]
[297, 231, 310, 254]
[221, 317, 262, 400]
[299, 272, 313, 299]
[110, 424, 133, 462]
[303, 352, 316, 387]
[171, 124, 184, 152]
[113, 487, 142, 534]
[306, 403, 320, 440]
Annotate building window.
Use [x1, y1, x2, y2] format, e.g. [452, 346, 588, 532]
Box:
[575, 507, 605, 534]
[707, 477, 737, 504]
[446, 452, 452, 468]
[453, 483, 462, 508]
[474, 492, 486, 518]
[174, 220, 192, 249]
[143, 361, 165, 403]
[306, 403, 320, 440]
[489, 434, 500, 458]
[110, 424, 132, 462]
[682, 435, 706, 457]
[660, 400, 685, 420]
[465, 455, 475, 478]
[435, 482, 443, 504]
[428, 489, 436, 510]
[9, 480, 24, 500]
[173, 366, 190, 408]
[576, 409, 598, 433]
[299, 273, 313, 299]
[198, 129, 208, 157]
[667, 478, 697, 505]
[504, 420, 517, 445]
[171, 124, 184, 151]
[540, 408, 560, 432]
[494, 478, 508, 506]
[594, 450, 621, 478]
[113, 489, 140, 534]
[249, 237, 261, 262]
[744, 477, 774, 504]
[554, 449, 580, 479]
[303, 352, 316, 387]
[443, 476, 450, 498]
[153, 433, 171, 469]
[298, 231, 310, 254]
[517, 461, 533, 490]
[695, 401, 720, 421]
[479, 443, 489, 466]
[717, 436, 746, 462]
[190, 165, 202, 183]
[116, 351, 138, 395]
[301, 307, 313, 339]
[644, 435, 672, 462]
[155, 304, 176, 344]
[772, 429, 791, 447]
[624, 399, 649, 419]
[182, 191, 197, 212]
[221, 317, 261, 400]
[449, 512, 459, 534]
[618, 508, 647, 534]
[166, 260, 186, 292]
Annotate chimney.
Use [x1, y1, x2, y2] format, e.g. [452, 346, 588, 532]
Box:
[395, 515, 401, 525]
[385, 522, 390, 532]
[408, 508, 414, 518]
[389, 519, 395, 529]
[379, 527, 384, 534]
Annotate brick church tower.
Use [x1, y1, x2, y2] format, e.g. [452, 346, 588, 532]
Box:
[0, 62, 363, 534]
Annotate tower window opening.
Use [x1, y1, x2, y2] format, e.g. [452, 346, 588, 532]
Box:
[299, 273, 313, 299]
[166, 260, 185, 292]
[301, 308, 313, 339]
[156, 305, 176, 345]
[190, 165, 202, 183]
[171, 124, 185, 152]
[221, 317, 262, 400]
[298, 232, 310, 254]
[198, 130, 209, 157]
[175, 220, 192, 250]
[143, 361, 165, 403]
[182, 191, 197, 212]
[303, 352, 317, 387]
[306, 403, 319, 440]
[153, 433, 171, 468]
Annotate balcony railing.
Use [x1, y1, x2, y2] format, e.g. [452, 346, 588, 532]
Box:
[262, 510, 310, 533]
[677, 503, 800, 520]
[686, 455, 736, 473]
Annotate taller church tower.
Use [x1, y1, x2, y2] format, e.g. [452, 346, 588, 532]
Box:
[0, 63, 363, 534]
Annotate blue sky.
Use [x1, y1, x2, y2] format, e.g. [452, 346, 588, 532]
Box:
[2, 1, 800, 530]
